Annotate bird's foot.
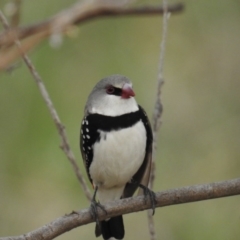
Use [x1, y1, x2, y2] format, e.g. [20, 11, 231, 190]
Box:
[138, 184, 157, 215]
[90, 199, 107, 226]
[90, 186, 107, 227]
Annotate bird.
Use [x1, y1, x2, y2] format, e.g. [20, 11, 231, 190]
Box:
[80, 74, 154, 240]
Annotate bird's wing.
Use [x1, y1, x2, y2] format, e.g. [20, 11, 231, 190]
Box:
[137, 150, 152, 196]
[122, 105, 153, 198]
[80, 114, 96, 185]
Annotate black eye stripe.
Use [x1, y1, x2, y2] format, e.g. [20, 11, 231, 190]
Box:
[106, 86, 122, 96]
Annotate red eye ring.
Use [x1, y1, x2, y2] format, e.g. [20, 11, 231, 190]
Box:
[106, 85, 115, 94]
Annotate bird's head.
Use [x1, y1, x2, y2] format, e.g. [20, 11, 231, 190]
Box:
[85, 75, 138, 116]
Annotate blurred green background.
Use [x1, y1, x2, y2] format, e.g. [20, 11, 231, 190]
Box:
[0, 0, 240, 239]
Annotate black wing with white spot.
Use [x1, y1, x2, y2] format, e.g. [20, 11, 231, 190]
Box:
[80, 115, 100, 183]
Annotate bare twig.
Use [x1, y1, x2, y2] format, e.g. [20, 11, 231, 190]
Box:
[0, 2, 184, 48]
[151, 0, 169, 192]
[1, 178, 240, 240]
[0, 10, 92, 201]
[148, 1, 170, 239]
[0, 32, 47, 70]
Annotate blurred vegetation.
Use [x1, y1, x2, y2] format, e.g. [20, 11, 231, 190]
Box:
[0, 0, 240, 239]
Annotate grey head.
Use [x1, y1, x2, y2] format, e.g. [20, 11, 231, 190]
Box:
[85, 74, 138, 116]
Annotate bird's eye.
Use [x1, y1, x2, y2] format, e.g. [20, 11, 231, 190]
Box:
[106, 86, 115, 94]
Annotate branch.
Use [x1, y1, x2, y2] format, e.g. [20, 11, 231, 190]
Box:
[148, 1, 170, 239]
[150, 2, 169, 193]
[1, 178, 240, 240]
[0, 2, 184, 48]
[0, 10, 92, 201]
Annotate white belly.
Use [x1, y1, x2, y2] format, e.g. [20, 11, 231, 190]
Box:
[89, 120, 146, 203]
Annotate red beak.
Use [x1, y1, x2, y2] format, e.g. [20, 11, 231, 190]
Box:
[121, 83, 135, 99]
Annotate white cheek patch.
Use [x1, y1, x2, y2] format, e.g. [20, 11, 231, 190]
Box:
[90, 96, 139, 116]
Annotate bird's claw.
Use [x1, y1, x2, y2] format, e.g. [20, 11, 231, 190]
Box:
[90, 200, 105, 227]
[90, 197, 107, 227]
[139, 184, 157, 215]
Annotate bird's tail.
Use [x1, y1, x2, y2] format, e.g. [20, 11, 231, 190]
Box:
[95, 215, 124, 240]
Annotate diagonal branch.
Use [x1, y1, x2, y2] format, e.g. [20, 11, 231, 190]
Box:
[0, 10, 92, 201]
[1, 178, 240, 240]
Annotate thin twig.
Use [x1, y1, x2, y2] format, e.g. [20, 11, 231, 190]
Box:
[148, 1, 170, 239]
[0, 31, 47, 70]
[0, 2, 184, 48]
[0, 10, 92, 201]
[0, 1, 184, 70]
[1, 178, 240, 240]
[151, 0, 169, 191]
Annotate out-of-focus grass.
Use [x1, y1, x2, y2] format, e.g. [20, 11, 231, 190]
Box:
[0, 0, 240, 239]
